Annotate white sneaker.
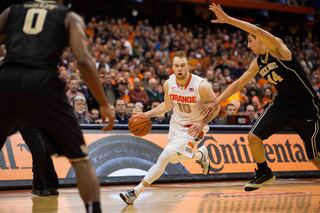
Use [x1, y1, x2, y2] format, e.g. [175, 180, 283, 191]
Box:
[119, 189, 137, 205]
[196, 145, 210, 175]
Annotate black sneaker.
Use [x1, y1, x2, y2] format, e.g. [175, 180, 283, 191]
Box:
[244, 169, 276, 191]
[31, 189, 51, 196]
[48, 188, 59, 196]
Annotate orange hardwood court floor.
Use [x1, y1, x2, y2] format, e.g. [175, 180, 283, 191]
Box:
[0, 179, 320, 213]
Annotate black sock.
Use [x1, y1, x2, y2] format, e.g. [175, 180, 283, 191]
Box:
[85, 202, 101, 213]
[257, 161, 269, 172]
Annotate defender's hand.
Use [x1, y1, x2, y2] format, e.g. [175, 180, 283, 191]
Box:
[209, 3, 230, 24]
[200, 102, 218, 117]
[100, 105, 115, 131]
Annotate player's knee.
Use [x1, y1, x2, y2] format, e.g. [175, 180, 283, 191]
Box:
[247, 133, 262, 145]
[70, 157, 91, 169]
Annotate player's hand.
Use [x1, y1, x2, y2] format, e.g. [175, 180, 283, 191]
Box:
[200, 101, 218, 117]
[209, 3, 230, 24]
[188, 123, 205, 137]
[100, 105, 115, 131]
[129, 112, 148, 122]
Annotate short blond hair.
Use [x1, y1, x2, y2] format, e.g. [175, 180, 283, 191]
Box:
[173, 51, 187, 59]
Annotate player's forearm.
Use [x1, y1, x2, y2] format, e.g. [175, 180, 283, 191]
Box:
[144, 102, 172, 118]
[227, 17, 275, 45]
[201, 105, 220, 125]
[216, 81, 241, 104]
[78, 60, 108, 107]
[228, 17, 266, 38]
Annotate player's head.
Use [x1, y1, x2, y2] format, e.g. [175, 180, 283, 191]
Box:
[247, 34, 265, 55]
[172, 51, 190, 81]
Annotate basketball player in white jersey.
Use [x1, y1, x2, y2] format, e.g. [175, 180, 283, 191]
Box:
[119, 51, 220, 205]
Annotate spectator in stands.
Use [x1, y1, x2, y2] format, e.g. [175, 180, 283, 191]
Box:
[246, 104, 258, 125]
[58, 66, 69, 83]
[129, 77, 150, 106]
[66, 61, 79, 76]
[66, 79, 85, 104]
[135, 102, 145, 112]
[72, 96, 91, 124]
[212, 82, 221, 97]
[102, 73, 118, 106]
[146, 78, 163, 104]
[126, 102, 135, 118]
[132, 106, 143, 114]
[115, 99, 129, 124]
[117, 78, 131, 104]
[215, 103, 237, 125]
[90, 108, 102, 124]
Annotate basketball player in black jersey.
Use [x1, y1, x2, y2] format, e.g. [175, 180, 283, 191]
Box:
[0, 1, 114, 212]
[201, 3, 320, 191]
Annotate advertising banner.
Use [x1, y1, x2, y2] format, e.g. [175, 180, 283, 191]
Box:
[0, 129, 317, 181]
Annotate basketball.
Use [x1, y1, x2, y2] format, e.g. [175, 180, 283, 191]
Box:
[129, 114, 152, 137]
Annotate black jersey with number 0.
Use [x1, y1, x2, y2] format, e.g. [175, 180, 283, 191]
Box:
[0, 1, 68, 89]
[257, 51, 320, 118]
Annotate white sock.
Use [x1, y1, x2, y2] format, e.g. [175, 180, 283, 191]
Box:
[134, 183, 145, 196]
[134, 179, 150, 196]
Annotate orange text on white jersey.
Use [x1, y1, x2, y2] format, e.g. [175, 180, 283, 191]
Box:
[169, 94, 196, 103]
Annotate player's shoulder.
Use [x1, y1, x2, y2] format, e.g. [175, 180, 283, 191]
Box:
[191, 74, 205, 82]
[167, 74, 175, 84]
[168, 73, 175, 80]
[65, 11, 84, 28]
[66, 11, 82, 21]
[190, 74, 206, 87]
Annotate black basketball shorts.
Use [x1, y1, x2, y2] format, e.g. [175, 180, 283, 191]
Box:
[0, 89, 88, 160]
[250, 102, 320, 160]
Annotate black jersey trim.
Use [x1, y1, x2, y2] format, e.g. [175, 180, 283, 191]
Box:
[275, 58, 320, 119]
[311, 120, 319, 158]
[261, 50, 269, 64]
[250, 101, 273, 133]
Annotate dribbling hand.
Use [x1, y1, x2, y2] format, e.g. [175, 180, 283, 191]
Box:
[209, 3, 230, 24]
[100, 105, 115, 131]
[129, 112, 145, 120]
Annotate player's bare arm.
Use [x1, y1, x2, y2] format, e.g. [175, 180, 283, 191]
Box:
[144, 80, 173, 118]
[0, 7, 10, 43]
[188, 81, 220, 137]
[200, 58, 260, 116]
[200, 81, 220, 123]
[209, 3, 291, 60]
[66, 12, 114, 131]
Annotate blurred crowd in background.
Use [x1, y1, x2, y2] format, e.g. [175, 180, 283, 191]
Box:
[0, 15, 319, 125]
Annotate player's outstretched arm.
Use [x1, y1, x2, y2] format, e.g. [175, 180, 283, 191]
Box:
[200, 58, 259, 116]
[66, 12, 114, 131]
[208, 3, 291, 60]
[0, 7, 10, 43]
[144, 80, 173, 118]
